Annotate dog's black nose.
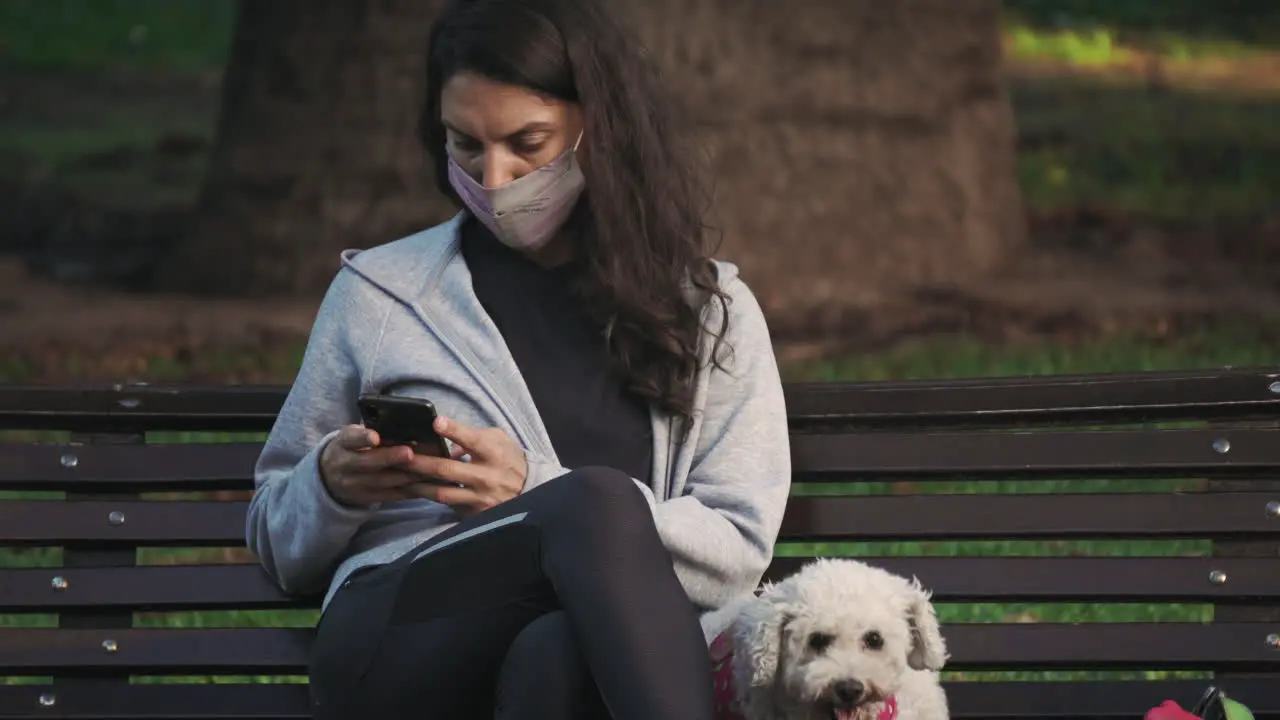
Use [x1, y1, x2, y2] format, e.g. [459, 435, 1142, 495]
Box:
[831, 679, 865, 708]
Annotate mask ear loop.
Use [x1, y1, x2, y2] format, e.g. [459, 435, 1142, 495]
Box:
[571, 131, 584, 152]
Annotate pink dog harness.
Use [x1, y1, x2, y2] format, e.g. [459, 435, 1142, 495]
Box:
[711, 631, 898, 720]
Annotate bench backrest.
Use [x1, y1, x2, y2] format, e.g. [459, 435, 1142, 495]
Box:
[1, 368, 1278, 719]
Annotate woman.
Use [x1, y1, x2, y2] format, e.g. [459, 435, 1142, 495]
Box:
[245, 0, 791, 717]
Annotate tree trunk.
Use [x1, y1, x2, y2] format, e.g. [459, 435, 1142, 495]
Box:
[619, 0, 1026, 335]
[155, 0, 453, 297]
[162, 0, 1024, 316]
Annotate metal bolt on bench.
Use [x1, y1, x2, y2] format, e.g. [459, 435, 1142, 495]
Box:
[0, 369, 1278, 719]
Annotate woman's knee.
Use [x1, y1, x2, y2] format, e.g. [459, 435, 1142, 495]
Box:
[497, 612, 604, 718]
[550, 465, 648, 508]
[529, 466, 655, 543]
[503, 611, 582, 672]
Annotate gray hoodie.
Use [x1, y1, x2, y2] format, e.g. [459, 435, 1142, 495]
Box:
[246, 213, 792, 612]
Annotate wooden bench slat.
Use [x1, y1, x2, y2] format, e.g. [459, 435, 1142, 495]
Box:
[0, 501, 247, 546]
[3, 369, 1280, 434]
[0, 386, 286, 434]
[778, 492, 1280, 540]
[1, 680, 1278, 720]
[1, 679, 1277, 720]
[0, 443, 261, 493]
[0, 565, 305, 612]
[0, 683, 312, 720]
[2, 624, 1277, 674]
[4, 493, 1277, 545]
[793, 428, 1280, 478]
[8, 426, 1280, 494]
[5, 557, 1280, 612]
[0, 628, 312, 674]
[942, 678, 1280, 720]
[764, 556, 1280, 602]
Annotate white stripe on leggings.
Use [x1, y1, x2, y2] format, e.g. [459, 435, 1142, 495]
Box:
[410, 512, 529, 563]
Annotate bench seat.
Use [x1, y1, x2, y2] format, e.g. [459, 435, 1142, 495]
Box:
[1, 369, 1277, 719]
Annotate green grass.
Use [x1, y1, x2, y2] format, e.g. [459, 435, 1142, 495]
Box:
[1002, 0, 1280, 49]
[1002, 22, 1270, 66]
[1010, 76, 1280, 219]
[0, 343, 305, 389]
[0, 0, 235, 74]
[0, 120, 212, 206]
[1006, 24, 1133, 66]
[1001, 0, 1280, 219]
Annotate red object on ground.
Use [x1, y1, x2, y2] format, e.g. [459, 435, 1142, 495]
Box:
[1146, 700, 1204, 720]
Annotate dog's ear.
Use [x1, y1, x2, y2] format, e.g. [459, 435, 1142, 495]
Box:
[904, 577, 948, 671]
[733, 591, 794, 688]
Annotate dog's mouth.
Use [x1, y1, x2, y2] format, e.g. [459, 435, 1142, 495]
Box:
[825, 706, 880, 720]
[824, 703, 883, 720]
[820, 681, 884, 720]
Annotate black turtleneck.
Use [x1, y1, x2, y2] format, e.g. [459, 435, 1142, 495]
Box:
[460, 217, 654, 483]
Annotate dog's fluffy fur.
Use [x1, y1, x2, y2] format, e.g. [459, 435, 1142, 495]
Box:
[701, 559, 950, 720]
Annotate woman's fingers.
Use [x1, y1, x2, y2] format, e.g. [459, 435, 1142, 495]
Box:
[335, 424, 378, 451]
[343, 444, 414, 474]
[339, 469, 430, 505]
[401, 480, 484, 511]
[401, 453, 486, 488]
[330, 419, 521, 513]
[361, 468, 425, 490]
[433, 416, 501, 459]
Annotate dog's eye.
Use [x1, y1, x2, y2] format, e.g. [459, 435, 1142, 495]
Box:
[807, 632, 836, 653]
[862, 630, 884, 650]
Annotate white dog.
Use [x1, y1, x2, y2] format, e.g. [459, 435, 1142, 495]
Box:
[700, 558, 950, 720]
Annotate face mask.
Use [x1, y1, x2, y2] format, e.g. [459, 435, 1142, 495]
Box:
[446, 133, 585, 251]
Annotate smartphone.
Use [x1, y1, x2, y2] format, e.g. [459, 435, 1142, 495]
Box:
[356, 394, 451, 458]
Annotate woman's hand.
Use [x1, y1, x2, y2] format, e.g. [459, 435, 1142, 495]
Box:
[319, 425, 420, 507]
[402, 417, 529, 517]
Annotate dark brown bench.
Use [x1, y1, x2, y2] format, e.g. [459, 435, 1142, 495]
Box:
[1, 368, 1279, 719]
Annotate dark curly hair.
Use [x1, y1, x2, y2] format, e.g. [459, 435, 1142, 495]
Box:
[420, 0, 730, 423]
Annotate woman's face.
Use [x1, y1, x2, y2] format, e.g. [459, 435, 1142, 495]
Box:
[441, 71, 584, 189]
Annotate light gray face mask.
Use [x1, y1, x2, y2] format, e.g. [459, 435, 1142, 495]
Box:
[446, 133, 585, 251]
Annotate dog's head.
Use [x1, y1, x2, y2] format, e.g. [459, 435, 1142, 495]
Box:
[731, 559, 948, 720]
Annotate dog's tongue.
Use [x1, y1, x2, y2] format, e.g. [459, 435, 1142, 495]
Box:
[835, 710, 857, 720]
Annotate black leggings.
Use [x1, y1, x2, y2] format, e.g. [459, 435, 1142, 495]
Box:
[308, 466, 715, 720]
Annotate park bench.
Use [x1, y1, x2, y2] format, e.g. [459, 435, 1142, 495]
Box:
[0, 368, 1278, 719]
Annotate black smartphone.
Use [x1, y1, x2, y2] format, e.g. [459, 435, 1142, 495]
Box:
[356, 394, 451, 458]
